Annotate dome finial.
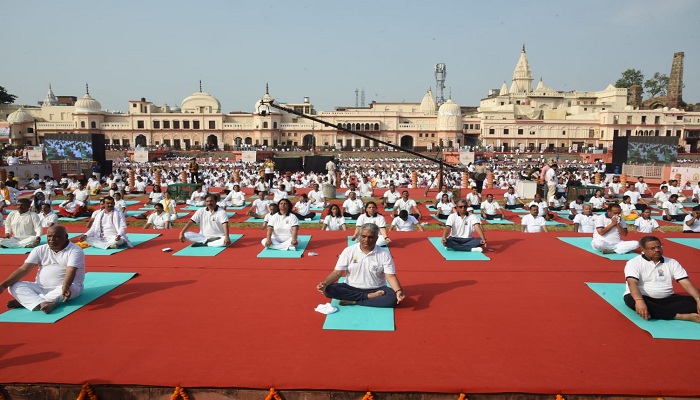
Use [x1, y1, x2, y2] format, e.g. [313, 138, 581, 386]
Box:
[522, 43, 526, 52]
[266, 83, 269, 94]
[85, 83, 90, 95]
[199, 80, 202, 92]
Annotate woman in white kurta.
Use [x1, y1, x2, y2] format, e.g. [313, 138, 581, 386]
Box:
[262, 199, 299, 251]
[351, 202, 390, 246]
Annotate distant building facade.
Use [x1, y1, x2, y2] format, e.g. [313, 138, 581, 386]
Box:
[2, 48, 700, 152]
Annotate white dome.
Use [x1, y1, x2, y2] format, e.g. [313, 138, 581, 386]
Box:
[170, 103, 181, 112]
[255, 84, 275, 113]
[75, 92, 102, 113]
[181, 91, 221, 113]
[438, 99, 461, 116]
[420, 89, 437, 114]
[7, 107, 34, 124]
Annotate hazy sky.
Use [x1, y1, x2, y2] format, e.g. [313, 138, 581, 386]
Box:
[3, 1, 699, 113]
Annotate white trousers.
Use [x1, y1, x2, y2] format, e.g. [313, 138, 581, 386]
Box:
[591, 239, 639, 254]
[8, 281, 83, 311]
[86, 236, 126, 249]
[186, 200, 205, 206]
[0, 236, 37, 248]
[261, 236, 295, 250]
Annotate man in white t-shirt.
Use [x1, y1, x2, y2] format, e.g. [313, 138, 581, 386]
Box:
[480, 194, 503, 220]
[635, 177, 649, 197]
[503, 186, 525, 210]
[1, 226, 85, 314]
[441, 200, 487, 252]
[572, 204, 596, 233]
[653, 186, 670, 207]
[693, 182, 700, 203]
[623, 236, 700, 322]
[180, 193, 231, 247]
[38, 203, 58, 231]
[0, 199, 42, 248]
[521, 204, 548, 233]
[342, 192, 364, 220]
[358, 177, 374, 198]
[662, 194, 687, 222]
[683, 205, 700, 233]
[591, 203, 639, 254]
[382, 184, 401, 209]
[393, 191, 421, 220]
[390, 210, 424, 232]
[247, 191, 271, 219]
[317, 223, 405, 308]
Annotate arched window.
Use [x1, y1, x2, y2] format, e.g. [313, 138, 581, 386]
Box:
[80, 121, 86, 128]
[374, 123, 379, 130]
[90, 121, 96, 129]
[365, 123, 370, 130]
[263, 121, 268, 129]
[273, 122, 277, 129]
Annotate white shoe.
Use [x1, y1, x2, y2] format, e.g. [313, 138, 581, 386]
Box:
[471, 247, 484, 252]
[288, 246, 296, 251]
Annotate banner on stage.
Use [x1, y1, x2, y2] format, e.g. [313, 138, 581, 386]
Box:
[458, 150, 475, 166]
[670, 166, 700, 185]
[27, 146, 44, 161]
[0, 122, 9, 139]
[241, 151, 257, 163]
[134, 148, 149, 163]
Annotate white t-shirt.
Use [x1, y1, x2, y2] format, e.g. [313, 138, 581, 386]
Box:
[662, 201, 683, 216]
[190, 207, 229, 238]
[624, 255, 687, 298]
[569, 201, 584, 215]
[634, 217, 659, 233]
[323, 215, 346, 231]
[573, 213, 596, 233]
[624, 191, 642, 205]
[480, 200, 501, 215]
[590, 196, 606, 209]
[5, 211, 42, 239]
[635, 182, 648, 195]
[391, 215, 419, 231]
[394, 198, 417, 213]
[146, 211, 171, 229]
[445, 213, 481, 239]
[309, 190, 325, 204]
[252, 198, 271, 215]
[466, 192, 481, 206]
[528, 200, 549, 217]
[683, 214, 700, 232]
[343, 198, 364, 215]
[593, 213, 626, 243]
[436, 201, 454, 215]
[356, 213, 387, 228]
[521, 214, 545, 233]
[504, 192, 520, 206]
[334, 244, 395, 290]
[294, 200, 312, 217]
[267, 213, 299, 241]
[39, 212, 59, 228]
[26, 242, 86, 289]
[383, 190, 401, 204]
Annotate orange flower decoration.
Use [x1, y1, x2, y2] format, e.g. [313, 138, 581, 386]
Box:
[458, 393, 467, 400]
[170, 386, 189, 400]
[362, 392, 374, 400]
[76, 382, 97, 400]
[265, 387, 283, 400]
[555, 395, 565, 400]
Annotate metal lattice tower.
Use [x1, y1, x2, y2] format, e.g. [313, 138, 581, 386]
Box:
[361, 88, 365, 107]
[435, 63, 447, 106]
[355, 88, 359, 107]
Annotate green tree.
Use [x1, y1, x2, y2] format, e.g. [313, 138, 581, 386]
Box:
[644, 72, 669, 98]
[615, 69, 644, 88]
[0, 85, 17, 104]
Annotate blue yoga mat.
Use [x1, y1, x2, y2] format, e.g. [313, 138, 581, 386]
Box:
[58, 216, 88, 221]
[0, 272, 137, 324]
[257, 235, 311, 258]
[322, 278, 395, 331]
[183, 206, 203, 210]
[667, 238, 700, 250]
[557, 237, 637, 261]
[427, 237, 490, 261]
[173, 234, 243, 256]
[586, 282, 700, 340]
[245, 217, 266, 223]
[82, 233, 161, 256]
[484, 218, 514, 225]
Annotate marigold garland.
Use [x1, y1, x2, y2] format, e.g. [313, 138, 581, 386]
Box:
[265, 387, 283, 400]
[555, 395, 565, 400]
[458, 393, 467, 400]
[170, 386, 189, 400]
[362, 391, 374, 400]
[76, 382, 97, 400]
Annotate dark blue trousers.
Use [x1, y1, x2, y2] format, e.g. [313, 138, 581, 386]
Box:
[324, 283, 397, 308]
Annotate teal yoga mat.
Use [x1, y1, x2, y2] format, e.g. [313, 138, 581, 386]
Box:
[430, 214, 448, 223]
[484, 218, 514, 225]
[245, 217, 266, 223]
[0, 272, 137, 324]
[298, 214, 321, 223]
[427, 237, 490, 261]
[667, 238, 700, 250]
[82, 233, 160, 256]
[322, 278, 395, 331]
[344, 218, 358, 225]
[257, 235, 311, 258]
[172, 234, 243, 256]
[586, 282, 700, 340]
[557, 237, 637, 261]
[57, 216, 88, 221]
[227, 202, 249, 210]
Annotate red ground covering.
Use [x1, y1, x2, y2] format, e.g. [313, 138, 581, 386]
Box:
[1, 207, 699, 396]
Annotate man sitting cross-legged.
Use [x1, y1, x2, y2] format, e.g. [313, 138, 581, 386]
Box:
[78, 196, 131, 250]
[1, 226, 85, 314]
[317, 223, 405, 308]
[441, 199, 488, 252]
[179, 193, 231, 247]
[0, 198, 42, 248]
[624, 236, 700, 323]
[591, 203, 639, 255]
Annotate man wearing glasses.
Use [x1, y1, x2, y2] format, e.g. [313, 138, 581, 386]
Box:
[441, 199, 487, 252]
[624, 236, 700, 323]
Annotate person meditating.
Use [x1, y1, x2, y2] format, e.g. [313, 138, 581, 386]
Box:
[441, 199, 487, 252]
[262, 199, 299, 251]
[58, 193, 86, 218]
[351, 202, 390, 246]
[179, 193, 231, 247]
[624, 236, 700, 323]
[317, 223, 405, 308]
[78, 196, 132, 250]
[1, 226, 85, 314]
[435, 193, 455, 219]
[321, 204, 346, 231]
[0, 198, 42, 248]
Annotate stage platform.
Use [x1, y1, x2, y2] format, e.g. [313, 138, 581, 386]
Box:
[1, 225, 699, 399]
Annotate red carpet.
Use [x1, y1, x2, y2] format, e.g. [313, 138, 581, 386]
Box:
[1, 225, 699, 396]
